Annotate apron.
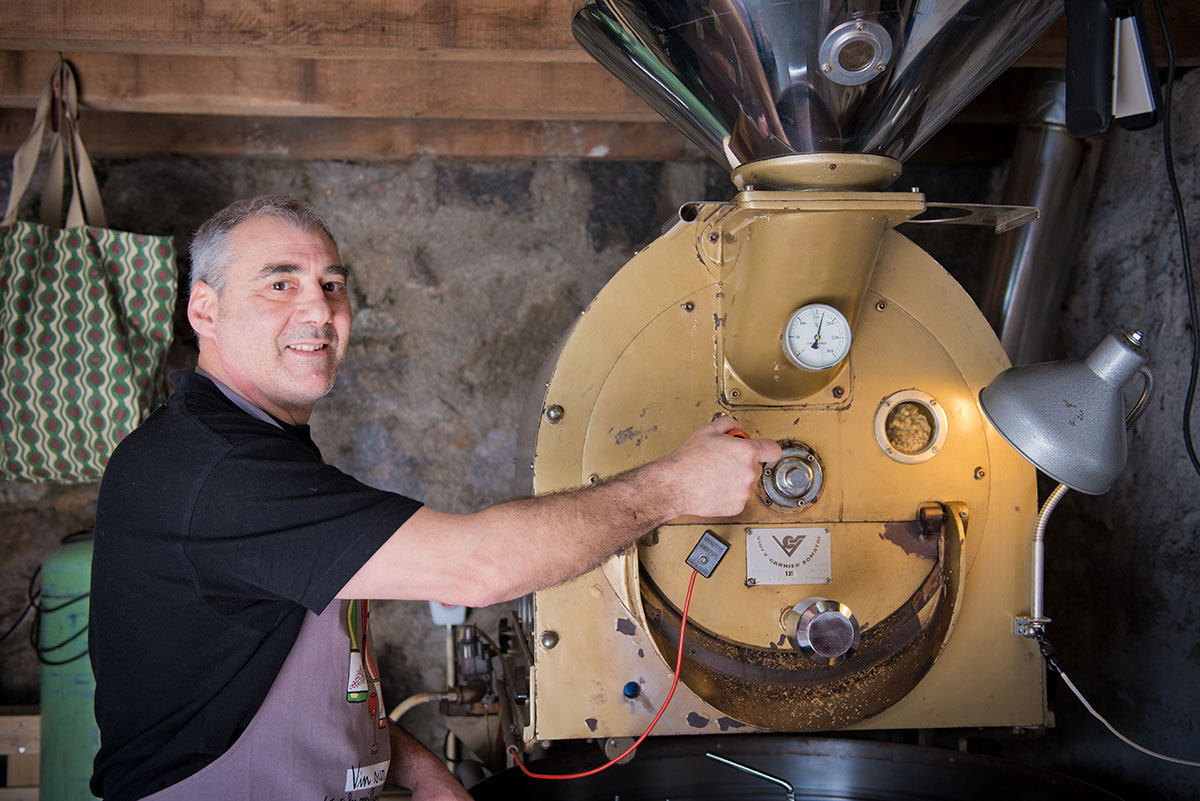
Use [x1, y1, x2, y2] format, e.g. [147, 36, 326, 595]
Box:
[143, 599, 390, 801]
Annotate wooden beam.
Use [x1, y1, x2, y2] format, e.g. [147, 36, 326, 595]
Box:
[0, 0, 585, 59]
[0, 50, 654, 121]
[1, 1, 1197, 66]
[1015, 1, 1200, 68]
[0, 49, 1041, 127]
[1, 4, 1197, 126]
[0, 107, 1015, 164]
[0, 108, 701, 160]
[3, 1, 1191, 165]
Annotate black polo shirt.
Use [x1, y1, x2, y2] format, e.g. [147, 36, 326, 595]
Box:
[89, 371, 421, 800]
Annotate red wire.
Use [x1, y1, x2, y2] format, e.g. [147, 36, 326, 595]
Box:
[506, 569, 700, 780]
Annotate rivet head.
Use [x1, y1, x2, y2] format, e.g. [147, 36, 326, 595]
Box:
[684, 301, 695, 312]
[730, 389, 741, 399]
[708, 232, 720, 243]
[876, 301, 887, 311]
[544, 404, 564, 424]
[540, 630, 560, 649]
[589, 473, 600, 484]
[974, 466, 986, 480]
[832, 386, 845, 399]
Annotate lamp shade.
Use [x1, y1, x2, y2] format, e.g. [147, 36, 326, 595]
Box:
[979, 331, 1149, 495]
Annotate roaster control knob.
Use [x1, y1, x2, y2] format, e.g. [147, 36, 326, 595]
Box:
[783, 597, 861, 665]
[763, 445, 823, 507]
[774, 459, 814, 496]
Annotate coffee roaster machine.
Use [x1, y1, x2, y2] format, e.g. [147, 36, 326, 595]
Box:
[443, 2, 1121, 797]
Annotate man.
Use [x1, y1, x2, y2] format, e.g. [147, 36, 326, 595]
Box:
[89, 195, 780, 800]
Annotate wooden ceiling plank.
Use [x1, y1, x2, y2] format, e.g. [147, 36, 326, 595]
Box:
[0, 108, 1019, 165]
[0, 50, 657, 121]
[3, 0, 1198, 67]
[0, 48, 1042, 127]
[0, 108, 701, 161]
[1010, 2, 1198, 68]
[0, 0, 582, 56]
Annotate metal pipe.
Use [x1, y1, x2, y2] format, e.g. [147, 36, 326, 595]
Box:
[445, 624, 458, 771]
[705, 752, 796, 801]
[494, 677, 522, 764]
[1032, 483, 1070, 621]
[982, 72, 1104, 366]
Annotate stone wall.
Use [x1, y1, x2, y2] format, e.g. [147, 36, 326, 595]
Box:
[973, 69, 1200, 801]
[0, 155, 736, 763]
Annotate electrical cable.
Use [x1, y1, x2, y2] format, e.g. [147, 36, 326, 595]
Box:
[19, 531, 94, 665]
[1151, 0, 1200, 478]
[1036, 630, 1200, 767]
[1058, 671, 1200, 767]
[506, 569, 699, 780]
[30, 591, 91, 666]
[0, 600, 36, 642]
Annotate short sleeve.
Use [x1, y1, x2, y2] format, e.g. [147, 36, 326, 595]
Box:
[184, 431, 421, 619]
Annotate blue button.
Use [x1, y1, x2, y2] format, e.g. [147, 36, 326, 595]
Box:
[623, 681, 640, 698]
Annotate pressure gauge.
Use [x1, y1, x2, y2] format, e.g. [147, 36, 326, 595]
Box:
[782, 303, 852, 371]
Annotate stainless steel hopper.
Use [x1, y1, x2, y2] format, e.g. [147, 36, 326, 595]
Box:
[574, 0, 1063, 172]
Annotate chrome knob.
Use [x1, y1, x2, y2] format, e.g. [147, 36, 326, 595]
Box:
[763, 444, 823, 507]
[783, 598, 861, 665]
[774, 459, 813, 496]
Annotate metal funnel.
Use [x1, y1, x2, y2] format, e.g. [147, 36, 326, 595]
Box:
[574, 0, 1062, 171]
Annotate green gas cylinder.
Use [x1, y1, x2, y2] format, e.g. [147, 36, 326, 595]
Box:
[39, 534, 99, 801]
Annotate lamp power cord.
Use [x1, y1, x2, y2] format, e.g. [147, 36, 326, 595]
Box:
[1034, 631, 1200, 767]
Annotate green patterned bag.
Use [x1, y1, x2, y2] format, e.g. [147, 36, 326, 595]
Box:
[0, 62, 176, 482]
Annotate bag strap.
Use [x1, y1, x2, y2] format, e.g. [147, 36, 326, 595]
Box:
[2, 60, 107, 231]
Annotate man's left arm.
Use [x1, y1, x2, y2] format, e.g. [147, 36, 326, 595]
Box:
[386, 722, 474, 800]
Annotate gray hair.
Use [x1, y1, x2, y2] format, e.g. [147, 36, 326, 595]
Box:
[188, 195, 338, 295]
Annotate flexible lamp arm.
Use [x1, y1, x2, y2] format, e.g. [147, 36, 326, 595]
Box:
[1020, 356, 1155, 637]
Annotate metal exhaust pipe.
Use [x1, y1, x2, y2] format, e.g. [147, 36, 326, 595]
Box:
[982, 72, 1104, 366]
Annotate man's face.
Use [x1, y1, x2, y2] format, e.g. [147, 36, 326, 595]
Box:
[197, 216, 353, 424]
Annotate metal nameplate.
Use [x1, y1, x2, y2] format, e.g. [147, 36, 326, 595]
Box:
[745, 527, 832, 585]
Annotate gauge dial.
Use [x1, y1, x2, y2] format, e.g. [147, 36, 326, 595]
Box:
[782, 303, 852, 371]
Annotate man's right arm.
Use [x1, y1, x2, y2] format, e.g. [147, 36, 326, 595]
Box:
[337, 416, 781, 606]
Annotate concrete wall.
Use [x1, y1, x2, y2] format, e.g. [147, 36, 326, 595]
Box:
[1, 70, 1197, 800]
